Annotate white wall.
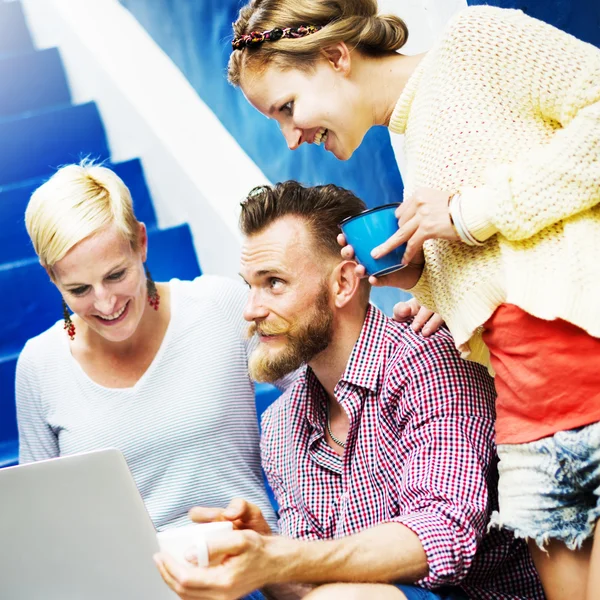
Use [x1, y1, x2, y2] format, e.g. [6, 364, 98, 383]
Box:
[21, 0, 270, 278]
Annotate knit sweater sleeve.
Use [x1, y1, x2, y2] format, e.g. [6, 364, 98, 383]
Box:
[456, 8, 600, 242]
[405, 265, 437, 312]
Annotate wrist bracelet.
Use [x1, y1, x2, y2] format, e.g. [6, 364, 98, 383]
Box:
[448, 192, 484, 247]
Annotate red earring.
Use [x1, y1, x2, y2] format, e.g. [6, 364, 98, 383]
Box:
[62, 299, 76, 340]
[145, 266, 160, 310]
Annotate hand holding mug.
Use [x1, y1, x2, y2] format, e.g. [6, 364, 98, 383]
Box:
[337, 232, 425, 290]
[371, 188, 459, 265]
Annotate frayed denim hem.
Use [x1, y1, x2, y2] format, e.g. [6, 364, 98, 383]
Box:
[488, 509, 598, 552]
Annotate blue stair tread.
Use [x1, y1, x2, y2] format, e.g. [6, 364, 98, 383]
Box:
[0, 102, 110, 186]
[0, 2, 33, 57]
[146, 223, 202, 281]
[255, 383, 282, 422]
[255, 383, 282, 512]
[0, 158, 157, 265]
[0, 354, 18, 443]
[0, 48, 70, 118]
[0, 439, 18, 469]
[115, 159, 157, 230]
[0, 224, 201, 357]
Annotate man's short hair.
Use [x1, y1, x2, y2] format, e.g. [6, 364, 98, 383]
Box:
[239, 181, 367, 260]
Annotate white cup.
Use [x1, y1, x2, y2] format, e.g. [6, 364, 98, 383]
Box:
[157, 521, 233, 566]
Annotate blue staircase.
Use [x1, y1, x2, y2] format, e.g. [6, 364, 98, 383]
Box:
[0, 0, 281, 471]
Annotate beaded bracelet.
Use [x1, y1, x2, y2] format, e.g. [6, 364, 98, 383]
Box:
[448, 192, 484, 247]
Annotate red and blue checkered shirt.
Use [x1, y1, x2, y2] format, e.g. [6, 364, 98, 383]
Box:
[261, 305, 544, 599]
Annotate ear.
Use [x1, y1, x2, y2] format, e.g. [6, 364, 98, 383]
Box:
[331, 260, 362, 308]
[138, 222, 148, 263]
[321, 42, 352, 76]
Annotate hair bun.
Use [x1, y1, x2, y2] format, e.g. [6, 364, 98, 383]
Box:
[360, 14, 408, 53]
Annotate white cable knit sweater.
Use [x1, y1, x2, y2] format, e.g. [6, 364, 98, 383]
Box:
[389, 6, 600, 368]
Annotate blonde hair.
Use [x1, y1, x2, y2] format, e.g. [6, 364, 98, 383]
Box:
[25, 160, 140, 269]
[228, 0, 408, 86]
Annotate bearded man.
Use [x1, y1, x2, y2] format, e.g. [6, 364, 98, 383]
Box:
[155, 182, 543, 600]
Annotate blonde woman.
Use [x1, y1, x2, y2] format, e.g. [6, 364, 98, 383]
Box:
[17, 161, 277, 537]
[228, 1, 600, 599]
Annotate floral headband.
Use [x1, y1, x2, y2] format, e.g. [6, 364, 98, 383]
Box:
[231, 25, 322, 51]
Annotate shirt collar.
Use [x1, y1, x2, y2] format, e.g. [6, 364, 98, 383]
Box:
[302, 304, 389, 428]
[303, 367, 327, 431]
[338, 304, 388, 394]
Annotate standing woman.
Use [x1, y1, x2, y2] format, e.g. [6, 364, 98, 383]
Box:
[18, 161, 277, 536]
[227, 2, 600, 599]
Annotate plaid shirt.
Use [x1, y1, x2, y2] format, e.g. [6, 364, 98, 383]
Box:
[261, 306, 544, 599]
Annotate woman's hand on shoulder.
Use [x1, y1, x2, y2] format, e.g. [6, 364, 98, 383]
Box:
[393, 297, 445, 337]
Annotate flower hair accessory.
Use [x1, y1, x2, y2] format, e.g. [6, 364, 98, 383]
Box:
[232, 25, 322, 51]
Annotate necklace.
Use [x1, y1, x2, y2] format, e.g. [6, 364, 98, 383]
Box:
[326, 404, 346, 449]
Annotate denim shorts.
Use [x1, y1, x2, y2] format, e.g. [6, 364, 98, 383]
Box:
[490, 420, 600, 550]
[394, 585, 467, 599]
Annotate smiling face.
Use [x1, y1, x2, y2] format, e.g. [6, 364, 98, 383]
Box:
[52, 223, 149, 344]
[241, 58, 372, 161]
[240, 216, 335, 382]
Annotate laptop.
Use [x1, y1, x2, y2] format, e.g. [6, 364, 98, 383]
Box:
[0, 448, 177, 599]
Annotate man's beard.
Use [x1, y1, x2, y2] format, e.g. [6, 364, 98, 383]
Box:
[248, 285, 334, 383]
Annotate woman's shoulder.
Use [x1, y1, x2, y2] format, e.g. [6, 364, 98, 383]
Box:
[172, 274, 246, 297]
[443, 5, 554, 47]
[447, 5, 527, 30]
[168, 275, 249, 340]
[20, 320, 65, 358]
[17, 320, 66, 379]
[171, 275, 248, 315]
[432, 5, 566, 76]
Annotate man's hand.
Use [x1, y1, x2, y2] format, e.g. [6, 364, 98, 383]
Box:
[189, 497, 272, 536]
[393, 298, 445, 337]
[156, 522, 429, 599]
[155, 530, 272, 600]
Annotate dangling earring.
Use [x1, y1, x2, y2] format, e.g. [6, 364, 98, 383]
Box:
[62, 299, 76, 340]
[145, 265, 160, 310]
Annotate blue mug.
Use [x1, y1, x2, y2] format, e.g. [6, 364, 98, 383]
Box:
[340, 203, 406, 277]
